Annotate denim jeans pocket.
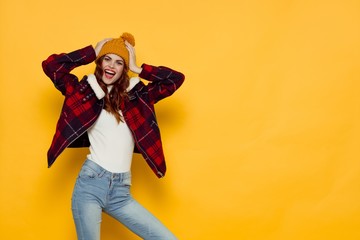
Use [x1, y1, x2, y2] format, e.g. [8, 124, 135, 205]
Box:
[122, 177, 131, 186]
[79, 165, 98, 179]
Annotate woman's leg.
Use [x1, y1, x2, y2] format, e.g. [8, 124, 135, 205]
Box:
[72, 199, 102, 240]
[105, 177, 177, 240]
[107, 197, 177, 240]
[71, 160, 107, 240]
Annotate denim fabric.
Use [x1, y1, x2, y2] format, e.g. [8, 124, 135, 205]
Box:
[71, 159, 177, 240]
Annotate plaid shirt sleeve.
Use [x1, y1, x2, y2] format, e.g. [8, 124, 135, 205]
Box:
[42, 45, 96, 96]
[139, 64, 185, 104]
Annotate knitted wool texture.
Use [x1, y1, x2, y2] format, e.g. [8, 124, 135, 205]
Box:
[97, 32, 135, 68]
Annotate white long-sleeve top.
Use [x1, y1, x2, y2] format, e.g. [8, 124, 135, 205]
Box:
[87, 109, 135, 173]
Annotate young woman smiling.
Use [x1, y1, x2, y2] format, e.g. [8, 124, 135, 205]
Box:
[42, 32, 184, 240]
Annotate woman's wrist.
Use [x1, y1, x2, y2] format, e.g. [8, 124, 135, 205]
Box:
[130, 65, 142, 74]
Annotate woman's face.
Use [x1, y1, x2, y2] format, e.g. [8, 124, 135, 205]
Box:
[101, 54, 125, 85]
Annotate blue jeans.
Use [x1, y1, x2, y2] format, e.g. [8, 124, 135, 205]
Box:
[71, 159, 177, 240]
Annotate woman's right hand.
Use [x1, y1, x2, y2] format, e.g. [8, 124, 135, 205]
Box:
[94, 38, 112, 57]
[125, 40, 142, 74]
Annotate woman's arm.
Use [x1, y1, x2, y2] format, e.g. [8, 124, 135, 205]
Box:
[139, 64, 185, 104]
[42, 45, 96, 96]
[125, 41, 185, 103]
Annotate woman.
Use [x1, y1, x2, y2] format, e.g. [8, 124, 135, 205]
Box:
[42, 32, 184, 240]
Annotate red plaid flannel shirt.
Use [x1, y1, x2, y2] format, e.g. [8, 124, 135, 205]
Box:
[42, 45, 185, 177]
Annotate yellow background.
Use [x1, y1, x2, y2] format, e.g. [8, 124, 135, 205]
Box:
[1, 0, 360, 239]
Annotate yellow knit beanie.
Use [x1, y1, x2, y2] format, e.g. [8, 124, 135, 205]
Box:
[96, 32, 135, 68]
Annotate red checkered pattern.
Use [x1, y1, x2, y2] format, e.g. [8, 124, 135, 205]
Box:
[42, 46, 185, 178]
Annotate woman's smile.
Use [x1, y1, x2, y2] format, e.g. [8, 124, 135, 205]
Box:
[101, 54, 124, 84]
[104, 69, 116, 79]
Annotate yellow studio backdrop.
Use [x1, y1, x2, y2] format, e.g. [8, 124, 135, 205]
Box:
[0, 0, 359, 239]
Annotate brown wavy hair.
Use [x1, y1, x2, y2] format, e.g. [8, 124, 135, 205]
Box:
[94, 55, 130, 123]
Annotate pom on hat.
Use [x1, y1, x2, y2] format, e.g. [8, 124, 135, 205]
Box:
[121, 32, 135, 46]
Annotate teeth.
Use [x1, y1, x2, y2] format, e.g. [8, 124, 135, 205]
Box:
[105, 70, 115, 75]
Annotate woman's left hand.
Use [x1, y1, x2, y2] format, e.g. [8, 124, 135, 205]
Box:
[125, 41, 142, 74]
